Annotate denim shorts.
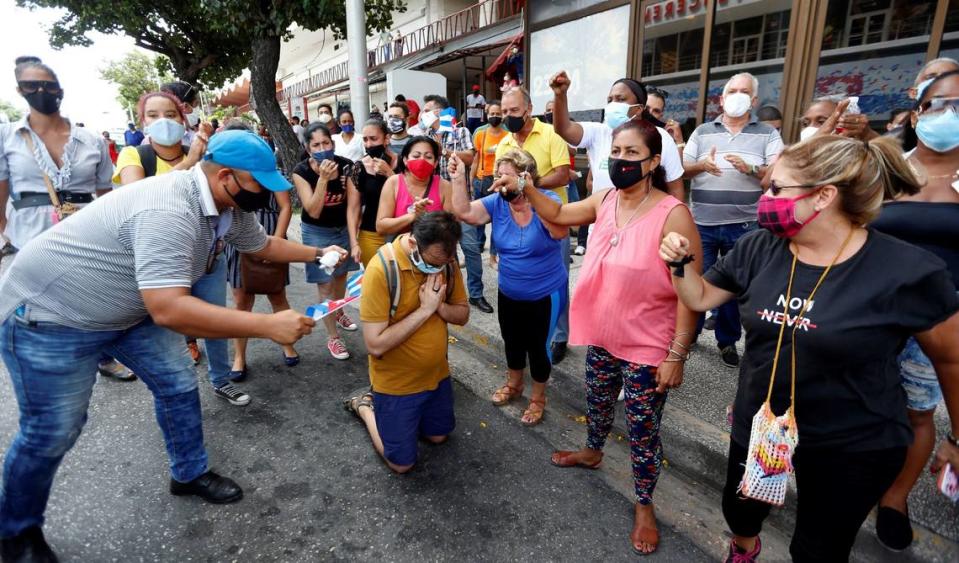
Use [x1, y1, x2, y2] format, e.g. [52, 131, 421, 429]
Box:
[301, 223, 358, 284]
[373, 377, 455, 467]
[899, 337, 942, 412]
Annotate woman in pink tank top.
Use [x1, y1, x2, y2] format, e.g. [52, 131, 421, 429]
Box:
[375, 136, 451, 235]
[510, 120, 702, 555]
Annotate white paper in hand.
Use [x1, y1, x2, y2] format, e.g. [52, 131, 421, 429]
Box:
[319, 251, 340, 274]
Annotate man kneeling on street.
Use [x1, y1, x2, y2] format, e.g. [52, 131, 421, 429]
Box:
[345, 211, 469, 473]
[0, 130, 346, 562]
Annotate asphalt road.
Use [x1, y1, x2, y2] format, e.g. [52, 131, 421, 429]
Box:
[0, 273, 712, 562]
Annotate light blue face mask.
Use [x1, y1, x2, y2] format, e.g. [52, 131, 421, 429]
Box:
[603, 101, 640, 130]
[916, 109, 959, 153]
[411, 247, 444, 274]
[146, 118, 185, 146]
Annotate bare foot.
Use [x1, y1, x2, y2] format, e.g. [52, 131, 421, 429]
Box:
[550, 448, 602, 468]
[631, 503, 659, 554]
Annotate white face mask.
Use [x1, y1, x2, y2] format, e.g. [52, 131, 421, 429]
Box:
[799, 126, 819, 141]
[420, 111, 439, 129]
[186, 109, 200, 127]
[722, 92, 752, 118]
[317, 113, 333, 124]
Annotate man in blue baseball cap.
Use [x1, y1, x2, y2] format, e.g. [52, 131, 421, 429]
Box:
[0, 130, 346, 561]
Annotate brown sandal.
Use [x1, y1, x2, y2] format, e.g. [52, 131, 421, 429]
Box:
[491, 383, 523, 406]
[550, 450, 602, 469]
[521, 398, 546, 426]
[630, 525, 660, 555]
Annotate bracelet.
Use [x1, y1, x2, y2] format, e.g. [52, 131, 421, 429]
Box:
[667, 254, 696, 277]
[948, 433, 959, 448]
[675, 142, 686, 149]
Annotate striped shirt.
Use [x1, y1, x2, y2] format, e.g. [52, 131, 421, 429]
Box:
[684, 117, 783, 226]
[0, 167, 268, 330]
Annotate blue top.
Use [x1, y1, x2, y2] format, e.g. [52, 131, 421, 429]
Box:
[481, 191, 567, 301]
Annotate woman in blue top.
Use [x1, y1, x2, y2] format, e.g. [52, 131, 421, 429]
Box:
[448, 149, 568, 425]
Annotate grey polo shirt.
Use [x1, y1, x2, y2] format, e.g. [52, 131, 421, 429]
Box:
[0, 167, 268, 330]
[683, 116, 783, 226]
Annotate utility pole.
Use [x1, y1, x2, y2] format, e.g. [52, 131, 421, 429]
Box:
[346, 0, 370, 128]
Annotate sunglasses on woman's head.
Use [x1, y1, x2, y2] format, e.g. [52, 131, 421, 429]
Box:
[18, 80, 62, 95]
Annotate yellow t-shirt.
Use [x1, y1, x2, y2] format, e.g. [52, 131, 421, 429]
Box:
[112, 145, 174, 184]
[495, 118, 569, 202]
[359, 236, 468, 395]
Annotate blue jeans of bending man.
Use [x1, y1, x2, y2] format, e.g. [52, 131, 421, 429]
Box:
[473, 177, 496, 255]
[0, 312, 208, 538]
[190, 253, 231, 388]
[694, 221, 756, 348]
[552, 236, 572, 344]
[459, 217, 485, 300]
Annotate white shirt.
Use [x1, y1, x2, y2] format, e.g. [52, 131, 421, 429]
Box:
[466, 94, 486, 119]
[575, 121, 683, 190]
[332, 133, 365, 162]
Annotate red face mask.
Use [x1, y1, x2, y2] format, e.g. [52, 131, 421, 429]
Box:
[757, 190, 821, 238]
[406, 158, 435, 181]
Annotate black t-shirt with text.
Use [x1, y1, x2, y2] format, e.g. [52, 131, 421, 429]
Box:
[292, 156, 353, 228]
[704, 228, 959, 451]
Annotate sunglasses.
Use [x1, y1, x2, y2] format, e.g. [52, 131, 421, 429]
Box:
[767, 180, 820, 196]
[18, 80, 62, 95]
[917, 97, 959, 115]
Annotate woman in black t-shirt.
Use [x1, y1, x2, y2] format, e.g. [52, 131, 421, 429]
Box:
[661, 135, 959, 562]
[292, 123, 361, 361]
[351, 120, 398, 267]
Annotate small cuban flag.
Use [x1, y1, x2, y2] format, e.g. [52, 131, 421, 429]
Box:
[305, 268, 364, 319]
[438, 107, 456, 133]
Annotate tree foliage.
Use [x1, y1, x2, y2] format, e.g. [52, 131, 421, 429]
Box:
[0, 100, 24, 122]
[99, 51, 174, 114]
[22, 0, 407, 171]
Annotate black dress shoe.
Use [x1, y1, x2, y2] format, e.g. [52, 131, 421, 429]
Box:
[1, 526, 58, 563]
[469, 297, 494, 314]
[550, 341, 568, 364]
[170, 471, 243, 504]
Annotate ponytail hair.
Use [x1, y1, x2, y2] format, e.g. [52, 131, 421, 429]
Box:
[780, 135, 922, 225]
[611, 119, 669, 192]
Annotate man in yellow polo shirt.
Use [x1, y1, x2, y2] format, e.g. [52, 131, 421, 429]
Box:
[346, 211, 469, 473]
[495, 86, 570, 202]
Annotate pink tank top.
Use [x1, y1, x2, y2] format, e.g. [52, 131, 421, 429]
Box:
[394, 173, 443, 218]
[569, 192, 684, 366]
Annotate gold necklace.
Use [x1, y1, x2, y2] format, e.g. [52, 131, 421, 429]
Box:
[610, 189, 652, 246]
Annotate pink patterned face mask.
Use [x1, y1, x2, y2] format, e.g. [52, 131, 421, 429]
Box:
[756, 191, 820, 238]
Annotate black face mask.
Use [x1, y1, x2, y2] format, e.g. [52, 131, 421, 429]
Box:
[504, 114, 527, 133]
[487, 116, 502, 128]
[608, 157, 653, 190]
[367, 144, 387, 159]
[23, 90, 62, 115]
[643, 110, 666, 129]
[500, 188, 520, 202]
[227, 172, 272, 212]
[542, 112, 553, 124]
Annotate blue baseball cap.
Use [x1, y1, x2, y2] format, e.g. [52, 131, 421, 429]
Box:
[203, 130, 291, 192]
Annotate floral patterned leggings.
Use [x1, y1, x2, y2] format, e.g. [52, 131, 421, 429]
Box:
[584, 346, 667, 505]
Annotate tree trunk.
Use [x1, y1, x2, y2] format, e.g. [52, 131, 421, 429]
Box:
[250, 35, 301, 175]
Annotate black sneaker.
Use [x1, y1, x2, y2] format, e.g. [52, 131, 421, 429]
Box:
[550, 341, 568, 364]
[213, 383, 251, 406]
[704, 316, 717, 331]
[720, 345, 740, 368]
[1, 526, 58, 563]
[876, 506, 913, 552]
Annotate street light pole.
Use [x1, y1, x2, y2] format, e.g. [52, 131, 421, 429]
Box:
[346, 0, 370, 128]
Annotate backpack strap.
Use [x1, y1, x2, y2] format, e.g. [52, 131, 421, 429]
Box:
[135, 144, 158, 178]
[376, 243, 402, 320]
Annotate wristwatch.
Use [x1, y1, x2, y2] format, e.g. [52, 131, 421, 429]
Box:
[747, 164, 759, 176]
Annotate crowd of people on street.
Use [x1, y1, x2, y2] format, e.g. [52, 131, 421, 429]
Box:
[1, 49, 958, 563]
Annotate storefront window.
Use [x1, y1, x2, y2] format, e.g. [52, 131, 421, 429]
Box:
[528, 4, 631, 113]
[817, 0, 937, 124]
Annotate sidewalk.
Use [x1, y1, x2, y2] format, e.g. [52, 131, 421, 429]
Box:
[437, 225, 959, 563]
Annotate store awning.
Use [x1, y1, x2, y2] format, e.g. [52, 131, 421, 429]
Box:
[485, 33, 523, 80]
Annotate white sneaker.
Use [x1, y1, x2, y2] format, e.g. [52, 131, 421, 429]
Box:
[574, 246, 586, 256]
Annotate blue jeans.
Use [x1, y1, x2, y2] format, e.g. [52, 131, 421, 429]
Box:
[459, 219, 485, 300]
[191, 253, 231, 388]
[695, 222, 756, 348]
[0, 312, 208, 537]
[553, 236, 572, 343]
[473, 177, 496, 255]
[565, 180, 590, 248]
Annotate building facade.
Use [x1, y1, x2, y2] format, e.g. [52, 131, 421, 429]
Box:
[526, 0, 959, 141]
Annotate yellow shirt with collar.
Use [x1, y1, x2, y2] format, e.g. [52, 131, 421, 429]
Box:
[495, 118, 569, 202]
[112, 145, 174, 184]
[360, 236, 468, 395]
